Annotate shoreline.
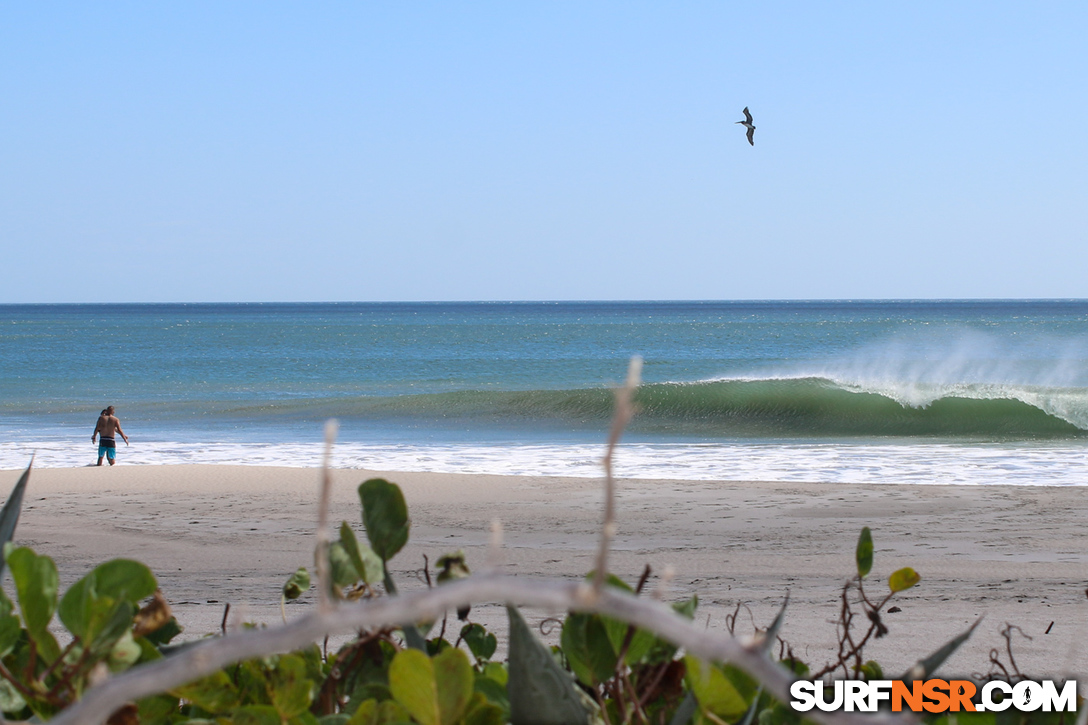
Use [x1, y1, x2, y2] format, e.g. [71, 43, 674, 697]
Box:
[6, 464, 1087, 677]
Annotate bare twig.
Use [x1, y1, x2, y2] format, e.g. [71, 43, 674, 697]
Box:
[999, 623, 1030, 681]
[634, 564, 652, 594]
[593, 356, 641, 596]
[315, 419, 339, 612]
[653, 564, 675, 600]
[538, 617, 562, 636]
[487, 518, 504, 571]
[52, 574, 910, 725]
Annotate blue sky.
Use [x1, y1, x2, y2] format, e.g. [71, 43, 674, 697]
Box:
[2, 2, 1086, 302]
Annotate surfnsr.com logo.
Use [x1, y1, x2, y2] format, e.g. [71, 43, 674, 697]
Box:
[790, 679, 1078, 713]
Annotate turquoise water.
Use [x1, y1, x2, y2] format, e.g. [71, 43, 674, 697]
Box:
[3, 301, 1088, 483]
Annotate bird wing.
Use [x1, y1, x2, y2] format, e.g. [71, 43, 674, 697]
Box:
[746, 126, 755, 145]
[742, 107, 753, 124]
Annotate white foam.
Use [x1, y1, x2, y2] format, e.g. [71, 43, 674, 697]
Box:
[4, 437, 1087, 486]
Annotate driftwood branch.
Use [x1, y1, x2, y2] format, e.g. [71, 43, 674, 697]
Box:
[592, 356, 641, 595]
[314, 420, 338, 612]
[52, 574, 908, 725]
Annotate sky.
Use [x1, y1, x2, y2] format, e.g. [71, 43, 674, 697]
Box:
[2, 2, 1087, 303]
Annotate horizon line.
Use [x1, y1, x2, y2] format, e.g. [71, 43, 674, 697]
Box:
[2, 297, 1088, 306]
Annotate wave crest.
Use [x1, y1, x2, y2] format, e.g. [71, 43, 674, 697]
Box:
[212, 378, 1088, 439]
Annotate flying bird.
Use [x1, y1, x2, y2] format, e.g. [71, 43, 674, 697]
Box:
[736, 107, 755, 146]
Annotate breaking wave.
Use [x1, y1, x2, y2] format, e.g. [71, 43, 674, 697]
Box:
[194, 377, 1088, 439]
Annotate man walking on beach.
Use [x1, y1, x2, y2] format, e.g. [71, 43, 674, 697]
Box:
[92, 405, 129, 466]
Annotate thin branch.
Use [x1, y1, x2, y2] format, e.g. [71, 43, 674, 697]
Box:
[315, 419, 339, 612]
[53, 574, 910, 725]
[37, 637, 81, 689]
[487, 518, 504, 571]
[593, 356, 641, 596]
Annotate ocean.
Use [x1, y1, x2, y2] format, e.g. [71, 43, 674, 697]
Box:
[2, 300, 1087, 485]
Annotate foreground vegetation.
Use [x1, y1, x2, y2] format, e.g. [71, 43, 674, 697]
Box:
[0, 463, 1077, 725]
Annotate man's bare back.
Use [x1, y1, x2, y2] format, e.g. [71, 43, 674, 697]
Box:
[94, 414, 124, 439]
[92, 405, 129, 465]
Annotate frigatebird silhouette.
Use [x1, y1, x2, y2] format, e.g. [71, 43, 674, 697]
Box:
[736, 107, 755, 146]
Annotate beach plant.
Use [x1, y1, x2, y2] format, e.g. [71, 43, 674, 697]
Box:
[0, 545, 181, 720]
[0, 459, 31, 577]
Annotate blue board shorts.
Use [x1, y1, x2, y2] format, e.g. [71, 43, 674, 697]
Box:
[98, 437, 116, 460]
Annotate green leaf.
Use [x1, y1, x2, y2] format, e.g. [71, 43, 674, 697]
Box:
[108, 629, 142, 672]
[427, 637, 451, 656]
[684, 656, 750, 720]
[357, 480, 425, 654]
[144, 615, 184, 646]
[436, 551, 471, 584]
[170, 669, 241, 714]
[755, 700, 801, 725]
[902, 617, 981, 680]
[89, 599, 137, 657]
[506, 605, 588, 725]
[579, 573, 659, 665]
[284, 567, 311, 600]
[319, 716, 352, 725]
[462, 691, 507, 725]
[347, 701, 379, 725]
[433, 646, 474, 725]
[233, 705, 284, 725]
[136, 694, 181, 724]
[58, 559, 157, 640]
[561, 612, 618, 686]
[673, 595, 698, 619]
[135, 636, 163, 664]
[87, 558, 158, 602]
[235, 659, 273, 708]
[583, 570, 634, 593]
[585, 581, 656, 664]
[345, 698, 406, 725]
[856, 527, 873, 579]
[600, 613, 629, 657]
[58, 578, 93, 639]
[889, 567, 921, 592]
[269, 653, 315, 718]
[0, 673, 26, 714]
[473, 676, 509, 710]
[858, 660, 883, 680]
[376, 699, 413, 723]
[480, 661, 507, 687]
[0, 462, 31, 577]
[720, 663, 760, 703]
[7, 545, 61, 662]
[0, 589, 21, 658]
[460, 623, 497, 662]
[620, 627, 658, 665]
[390, 648, 440, 725]
[738, 686, 765, 725]
[340, 522, 384, 585]
[329, 541, 361, 588]
[358, 479, 410, 563]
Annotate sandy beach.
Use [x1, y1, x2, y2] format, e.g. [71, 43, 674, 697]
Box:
[6, 464, 1088, 679]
